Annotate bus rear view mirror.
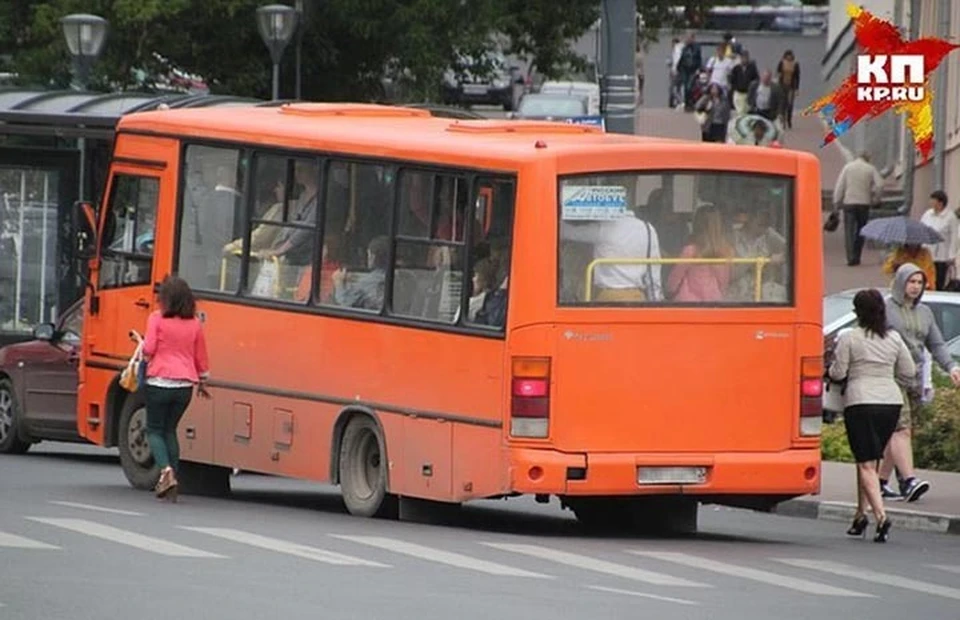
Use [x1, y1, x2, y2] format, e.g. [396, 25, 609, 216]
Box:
[75, 200, 97, 258]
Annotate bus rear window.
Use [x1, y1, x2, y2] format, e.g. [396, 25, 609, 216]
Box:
[558, 171, 793, 307]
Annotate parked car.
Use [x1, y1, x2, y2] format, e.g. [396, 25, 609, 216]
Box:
[509, 93, 588, 121]
[822, 288, 960, 419]
[538, 81, 600, 116]
[441, 52, 525, 111]
[0, 298, 85, 453]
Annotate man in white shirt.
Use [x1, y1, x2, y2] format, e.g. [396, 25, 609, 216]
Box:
[920, 190, 958, 289]
[833, 151, 884, 266]
[561, 215, 662, 302]
[706, 44, 735, 92]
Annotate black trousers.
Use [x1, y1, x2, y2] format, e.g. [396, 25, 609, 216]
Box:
[843, 204, 870, 266]
[935, 261, 951, 290]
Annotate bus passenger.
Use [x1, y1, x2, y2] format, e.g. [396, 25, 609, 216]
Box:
[666, 205, 733, 302]
[332, 235, 390, 310]
[469, 256, 501, 321]
[474, 256, 509, 327]
[223, 172, 285, 256]
[141, 276, 210, 502]
[728, 205, 786, 301]
[561, 214, 662, 302]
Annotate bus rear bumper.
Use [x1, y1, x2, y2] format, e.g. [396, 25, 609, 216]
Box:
[508, 448, 820, 498]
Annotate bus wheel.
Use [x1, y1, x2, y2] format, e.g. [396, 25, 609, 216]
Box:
[178, 461, 231, 497]
[117, 395, 160, 491]
[339, 416, 397, 518]
[0, 379, 31, 454]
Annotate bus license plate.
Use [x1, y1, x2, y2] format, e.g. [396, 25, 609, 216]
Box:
[637, 466, 707, 485]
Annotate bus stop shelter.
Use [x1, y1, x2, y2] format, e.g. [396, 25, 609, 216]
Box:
[0, 89, 268, 345]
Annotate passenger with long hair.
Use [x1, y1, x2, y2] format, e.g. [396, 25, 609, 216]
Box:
[666, 205, 732, 302]
[142, 275, 210, 502]
[828, 288, 915, 542]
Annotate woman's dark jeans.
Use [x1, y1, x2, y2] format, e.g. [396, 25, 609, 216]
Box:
[145, 385, 193, 472]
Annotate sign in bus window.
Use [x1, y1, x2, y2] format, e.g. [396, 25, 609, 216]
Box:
[557, 172, 793, 306]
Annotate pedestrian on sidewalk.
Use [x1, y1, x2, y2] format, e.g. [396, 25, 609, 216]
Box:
[882, 244, 935, 291]
[881, 264, 960, 502]
[919, 190, 958, 290]
[142, 275, 211, 502]
[828, 288, 915, 542]
[729, 50, 758, 117]
[832, 151, 883, 266]
[695, 84, 731, 143]
[747, 71, 784, 123]
[776, 50, 800, 129]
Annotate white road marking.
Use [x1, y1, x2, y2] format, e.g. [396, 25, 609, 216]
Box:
[183, 527, 388, 566]
[331, 535, 551, 578]
[630, 551, 871, 597]
[26, 518, 223, 558]
[0, 530, 60, 550]
[777, 559, 960, 601]
[586, 585, 699, 606]
[929, 565, 960, 575]
[481, 543, 706, 587]
[49, 501, 144, 516]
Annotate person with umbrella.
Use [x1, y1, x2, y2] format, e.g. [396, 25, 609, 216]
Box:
[863, 215, 942, 290]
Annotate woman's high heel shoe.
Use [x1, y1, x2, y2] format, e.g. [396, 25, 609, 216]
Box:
[846, 514, 869, 538]
[874, 518, 892, 543]
[154, 467, 178, 499]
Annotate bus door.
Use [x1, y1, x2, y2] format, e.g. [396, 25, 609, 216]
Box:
[78, 139, 178, 442]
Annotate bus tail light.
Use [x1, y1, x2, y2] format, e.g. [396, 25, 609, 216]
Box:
[799, 356, 823, 437]
[511, 357, 550, 438]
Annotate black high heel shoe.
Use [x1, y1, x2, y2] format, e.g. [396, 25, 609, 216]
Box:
[846, 514, 869, 537]
[874, 518, 892, 543]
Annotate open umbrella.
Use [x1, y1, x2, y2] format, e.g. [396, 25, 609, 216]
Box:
[728, 114, 781, 145]
[859, 215, 943, 245]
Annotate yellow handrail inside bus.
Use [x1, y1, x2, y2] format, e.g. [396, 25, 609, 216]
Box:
[583, 256, 772, 302]
[220, 250, 283, 297]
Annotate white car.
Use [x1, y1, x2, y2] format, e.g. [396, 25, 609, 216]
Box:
[538, 81, 600, 116]
[822, 288, 960, 416]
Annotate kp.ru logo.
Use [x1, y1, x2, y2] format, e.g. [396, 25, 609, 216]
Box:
[855, 54, 925, 102]
[806, 3, 959, 163]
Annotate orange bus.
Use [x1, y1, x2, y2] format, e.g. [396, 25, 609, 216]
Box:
[74, 103, 823, 533]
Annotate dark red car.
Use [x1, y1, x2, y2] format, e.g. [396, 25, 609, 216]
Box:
[0, 299, 85, 453]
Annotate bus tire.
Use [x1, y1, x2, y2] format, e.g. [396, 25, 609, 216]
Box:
[117, 393, 160, 491]
[178, 461, 231, 497]
[339, 416, 397, 518]
[0, 378, 32, 454]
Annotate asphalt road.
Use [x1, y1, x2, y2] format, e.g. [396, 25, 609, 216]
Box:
[2, 443, 959, 620]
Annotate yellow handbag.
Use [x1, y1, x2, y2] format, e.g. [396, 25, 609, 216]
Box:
[120, 332, 144, 393]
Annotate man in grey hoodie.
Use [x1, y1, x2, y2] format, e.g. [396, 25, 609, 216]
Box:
[882, 263, 960, 501]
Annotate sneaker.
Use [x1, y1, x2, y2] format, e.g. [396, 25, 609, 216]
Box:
[901, 478, 931, 503]
[880, 481, 903, 501]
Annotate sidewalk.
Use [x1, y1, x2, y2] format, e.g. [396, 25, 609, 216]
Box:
[775, 461, 960, 535]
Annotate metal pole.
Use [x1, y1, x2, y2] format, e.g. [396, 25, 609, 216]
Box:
[885, 0, 904, 176]
[600, 0, 636, 134]
[272, 62, 280, 101]
[41, 172, 49, 323]
[15, 172, 25, 329]
[933, 0, 951, 191]
[295, 0, 304, 100]
[899, 0, 921, 215]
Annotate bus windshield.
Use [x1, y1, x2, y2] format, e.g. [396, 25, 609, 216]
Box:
[558, 171, 794, 306]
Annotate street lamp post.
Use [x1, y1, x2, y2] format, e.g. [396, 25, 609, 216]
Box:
[294, 0, 304, 100]
[256, 4, 299, 101]
[60, 13, 109, 91]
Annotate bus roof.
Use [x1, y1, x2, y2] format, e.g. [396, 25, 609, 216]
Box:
[116, 102, 811, 171]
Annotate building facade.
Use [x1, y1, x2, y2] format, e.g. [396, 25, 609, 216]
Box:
[821, 0, 959, 215]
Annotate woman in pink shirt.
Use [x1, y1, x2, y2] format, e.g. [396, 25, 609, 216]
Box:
[667, 204, 733, 302]
[142, 276, 210, 501]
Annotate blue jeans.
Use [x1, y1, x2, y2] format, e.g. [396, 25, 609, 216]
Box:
[145, 385, 192, 472]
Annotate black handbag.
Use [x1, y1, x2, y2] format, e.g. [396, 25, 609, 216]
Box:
[823, 210, 840, 232]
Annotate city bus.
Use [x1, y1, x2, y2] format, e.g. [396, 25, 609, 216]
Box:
[74, 102, 823, 532]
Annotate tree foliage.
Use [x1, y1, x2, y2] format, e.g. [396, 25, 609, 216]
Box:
[0, 0, 710, 101]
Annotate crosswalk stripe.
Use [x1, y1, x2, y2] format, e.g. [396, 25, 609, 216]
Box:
[776, 559, 960, 601]
[26, 518, 224, 559]
[482, 543, 706, 587]
[0, 530, 60, 550]
[929, 565, 960, 575]
[183, 527, 388, 567]
[330, 535, 551, 578]
[629, 552, 872, 597]
[48, 501, 144, 516]
[586, 585, 699, 606]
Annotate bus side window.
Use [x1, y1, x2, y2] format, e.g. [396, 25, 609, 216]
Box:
[98, 174, 159, 290]
[465, 180, 514, 330]
[178, 145, 244, 292]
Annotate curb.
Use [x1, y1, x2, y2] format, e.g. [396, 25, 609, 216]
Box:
[774, 498, 960, 535]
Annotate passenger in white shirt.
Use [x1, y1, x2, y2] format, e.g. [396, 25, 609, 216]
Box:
[706, 44, 735, 91]
[561, 215, 662, 302]
[920, 190, 958, 290]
